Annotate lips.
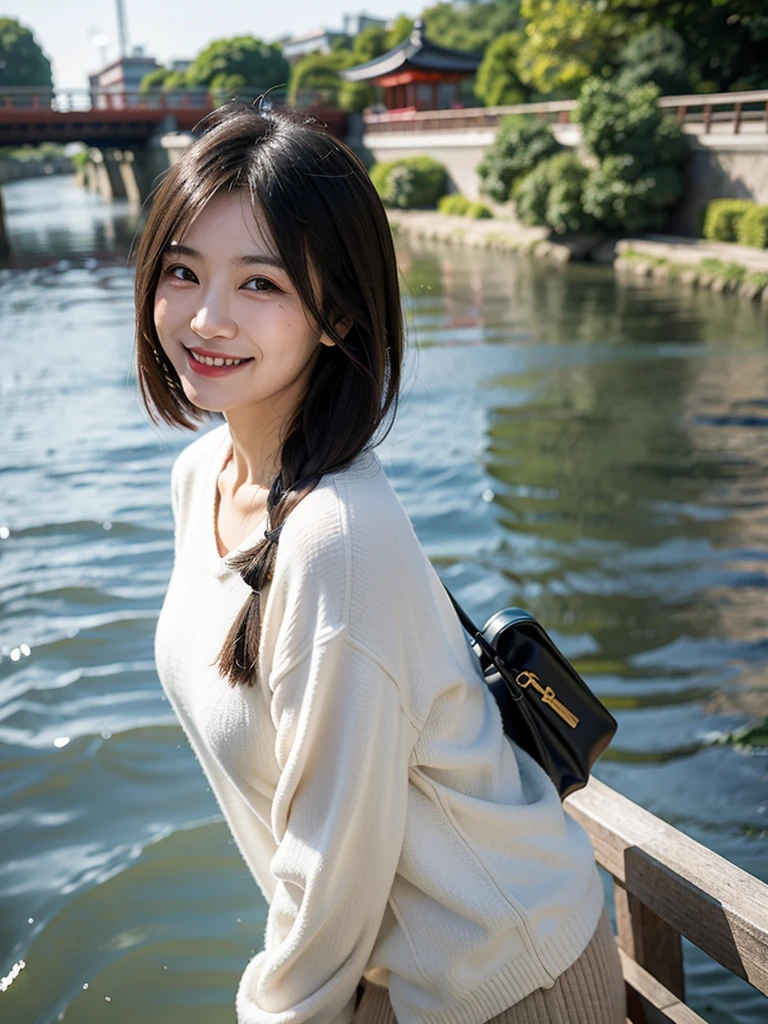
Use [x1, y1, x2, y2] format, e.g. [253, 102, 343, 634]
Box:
[184, 344, 253, 362]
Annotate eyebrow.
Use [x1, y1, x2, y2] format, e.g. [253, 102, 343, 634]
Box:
[163, 242, 286, 272]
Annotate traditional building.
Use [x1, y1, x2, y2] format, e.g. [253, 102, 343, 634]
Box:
[339, 20, 481, 112]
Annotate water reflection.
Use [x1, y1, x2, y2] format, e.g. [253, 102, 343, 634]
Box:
[1, 174, 143, 268]
[1, 177, 767, 1024]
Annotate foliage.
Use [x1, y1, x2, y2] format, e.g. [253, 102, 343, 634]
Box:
[575, 78, 686, 167]
[386, 15, 415, 50]
[736, 205, 768, 249]
[698, 258, 747, 285]
[422, 0, 523, 57]
[370, 156, 449, 209]
[514, 151, 594, 233]
[702, 199, 754, 243]
[438, 193, 472, 215]
[352, 26, 389, 64]
[476, 114, 561, 203]
[475, 32, 529, 107]
[515, 0, 768, 98]
[615, 26, 690, 96]
[516, 0, 634, 97]
[289, 49, 356, 106]
[140, 67, 172, 93]
[438, 194, 493, 218]
[184, 36, 289, 94]
[581, 157, 683, 232]
[0, 17, 52, 87]
[71, 148, 90, 170]
[467, 200, 493, 219]
[0, 141, 66, 161]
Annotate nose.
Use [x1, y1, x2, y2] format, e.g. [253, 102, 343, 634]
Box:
[189, 292, 237, 341]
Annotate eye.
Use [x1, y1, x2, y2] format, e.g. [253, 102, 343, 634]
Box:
[243, 276, 279, 293]
[163, 263, 197, 283]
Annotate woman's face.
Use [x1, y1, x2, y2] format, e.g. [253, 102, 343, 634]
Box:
[153, 188, 336, 417]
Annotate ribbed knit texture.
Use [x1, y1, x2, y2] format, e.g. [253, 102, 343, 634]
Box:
[352, 907, 625, 1024]
[154, 423, 605, 1024]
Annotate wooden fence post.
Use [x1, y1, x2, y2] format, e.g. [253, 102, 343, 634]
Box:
[614, 879, 685, 1023]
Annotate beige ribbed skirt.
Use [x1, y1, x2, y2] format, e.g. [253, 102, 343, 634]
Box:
[352, 905, 626, 1024]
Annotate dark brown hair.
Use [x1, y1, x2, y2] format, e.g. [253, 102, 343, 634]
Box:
[133, 101, 404, 687]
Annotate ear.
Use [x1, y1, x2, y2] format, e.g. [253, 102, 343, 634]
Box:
[320, 315, 353, 347]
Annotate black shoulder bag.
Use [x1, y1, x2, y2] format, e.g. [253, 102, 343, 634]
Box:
[442, 585, 617, 800]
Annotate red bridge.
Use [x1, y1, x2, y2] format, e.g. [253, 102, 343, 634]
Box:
[0, 88, 347, 147]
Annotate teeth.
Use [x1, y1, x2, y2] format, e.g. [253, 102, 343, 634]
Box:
[190, 350, 247, 367]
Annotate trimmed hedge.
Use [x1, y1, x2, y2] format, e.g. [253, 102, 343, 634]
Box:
[702, 199, 753, 243]
[737, 205, 768, 249]
[438, 194, 471, 216]
[438, 194, 493, 219]
[369, 156, 448, 209]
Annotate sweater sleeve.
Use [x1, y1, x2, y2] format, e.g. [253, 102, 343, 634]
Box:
[235, 628, 419, 1024]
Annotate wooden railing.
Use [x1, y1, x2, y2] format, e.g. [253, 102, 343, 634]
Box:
[363, 89, 768, 137]
[564, 777, 768, 1023]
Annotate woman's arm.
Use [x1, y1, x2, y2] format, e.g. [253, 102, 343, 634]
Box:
[236, 628, 420, 1024]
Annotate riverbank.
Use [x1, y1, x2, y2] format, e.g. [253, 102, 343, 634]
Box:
[386, 209, 768, 303]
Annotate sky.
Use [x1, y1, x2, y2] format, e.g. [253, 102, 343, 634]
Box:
[2, 1, 420, 90]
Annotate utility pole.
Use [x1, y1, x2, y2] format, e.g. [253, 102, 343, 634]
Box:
[115, 0, 130, 58]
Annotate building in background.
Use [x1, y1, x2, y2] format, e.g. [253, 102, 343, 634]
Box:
[280, 10, 390, 64]
[88, 47, 159, 108]
[340, 20, 481, 112]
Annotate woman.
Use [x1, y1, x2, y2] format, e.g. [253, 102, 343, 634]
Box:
[142, 102, 625, 1024]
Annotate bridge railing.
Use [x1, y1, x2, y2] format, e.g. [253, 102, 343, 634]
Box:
[362, 88, 768, 136]
[0, 87, 217, 113]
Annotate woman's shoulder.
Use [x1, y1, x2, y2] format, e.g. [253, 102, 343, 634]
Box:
[282, 448, 420, 562]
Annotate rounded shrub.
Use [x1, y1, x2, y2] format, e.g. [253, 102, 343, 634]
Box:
[582, 157, 683, 233]
[466, 200, 493, 219]
[513, 160, 551, 226]
[514, 152, 594, 233]
[370, 155, 449, 209]
[542, 153, 593, 234]
[703, 199, 754, 243]
[438, 193, 472, 216]
[736, 204, 768, 249]
[476, 114, 562, 204]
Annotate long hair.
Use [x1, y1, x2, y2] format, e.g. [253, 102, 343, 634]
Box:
[133, 102, 404, 686]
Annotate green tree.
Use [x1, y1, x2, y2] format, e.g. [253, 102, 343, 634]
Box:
[474, 31, 529, 106]
[352, 25, 389, 63]
[516, 0, 636, 97]
[0, 17, 52, 87]
[422, 0, 522, 55]
[289, 49, 359, 107]
[140, 67, 172, 94]
[185, 36, 289, 94]
[385, 15, 415, 50]
[615, 25, 690, 95]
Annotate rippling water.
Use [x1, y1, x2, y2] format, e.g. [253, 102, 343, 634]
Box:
[2, 175, 767, 1023]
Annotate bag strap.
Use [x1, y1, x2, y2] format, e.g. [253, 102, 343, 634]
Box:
[441, 582, 524, 700]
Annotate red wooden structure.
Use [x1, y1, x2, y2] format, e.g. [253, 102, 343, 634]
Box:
[340, 20, 481, 113]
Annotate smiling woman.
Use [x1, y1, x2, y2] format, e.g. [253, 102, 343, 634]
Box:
[135, 103, 624, 1024]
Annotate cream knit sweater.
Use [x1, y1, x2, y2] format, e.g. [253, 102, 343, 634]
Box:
[154, 422, 604, 1024]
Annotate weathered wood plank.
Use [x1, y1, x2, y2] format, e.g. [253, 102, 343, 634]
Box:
[565, 778, 768, 996]
[619, 949, 708, 1024]
[614, 879, 685, 1000]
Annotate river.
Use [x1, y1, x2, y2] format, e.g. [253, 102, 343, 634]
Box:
[1, 174, 767, 1023]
